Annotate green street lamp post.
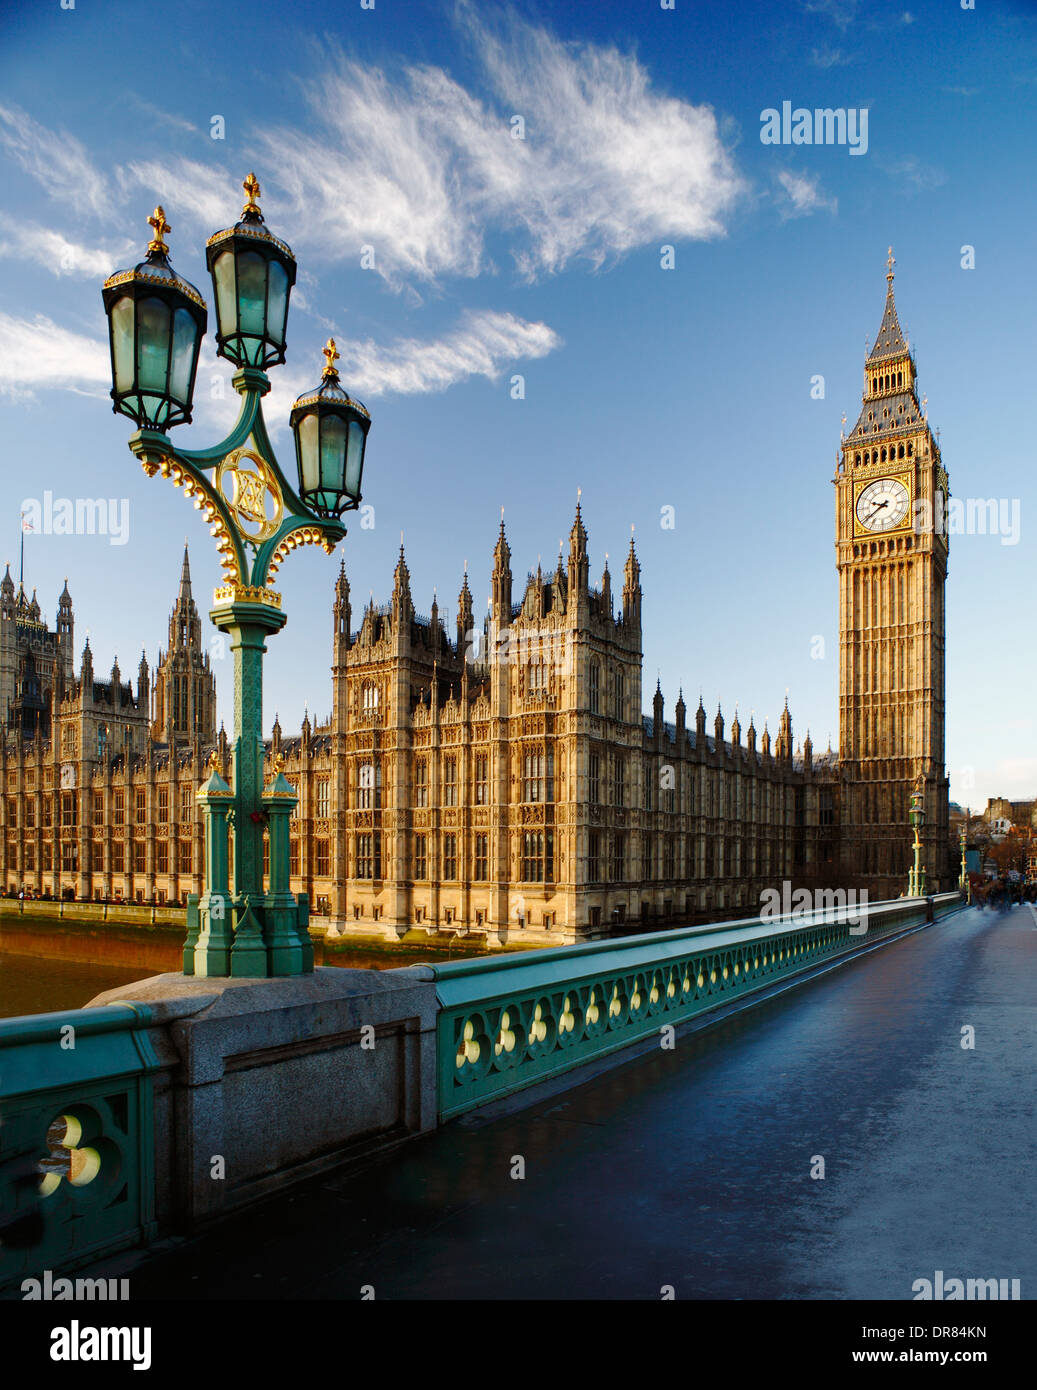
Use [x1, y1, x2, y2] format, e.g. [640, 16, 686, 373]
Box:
[907, 779, 926, 898]
[959, 810, 970, 902]
[101, 175, 372, 979]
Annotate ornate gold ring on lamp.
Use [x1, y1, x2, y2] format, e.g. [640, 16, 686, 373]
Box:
[216, 446, 283, 543]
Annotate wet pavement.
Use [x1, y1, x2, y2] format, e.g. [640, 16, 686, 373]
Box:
[129, 904, 1036, 1300]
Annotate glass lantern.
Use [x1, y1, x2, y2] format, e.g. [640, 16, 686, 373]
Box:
[101, 207, 207, 431]
[205, 173, 297, 370]
[289, 340, 370, 518]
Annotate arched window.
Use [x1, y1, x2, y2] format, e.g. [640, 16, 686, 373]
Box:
[897, 444, 904, 459]
[907, 442, 913, 456]
[855, 453, 861, 466]
[589, 661, 600, 715]
[361, 681, 379, 713]
[880, 447, 887, 462]
[897, 371, 903, 386]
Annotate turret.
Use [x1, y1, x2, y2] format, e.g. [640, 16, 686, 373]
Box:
[653, 679, 664, 737]
[391, 542, 413, 633]
[714, 703, 724, 746]
[137, 648, 149, 707]
[696, 695, 707, 741]
[675, 687, 686, 736]
[776, 697, 793, 763]
[334, 559, 351, 644]
[491, 514, 512, 625]
[567, 497, 589, 605]
[622, 533, 641, 628]
[457, 568, 474, 657]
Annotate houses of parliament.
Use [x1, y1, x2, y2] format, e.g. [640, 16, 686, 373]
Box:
[0, 262, 952, 943]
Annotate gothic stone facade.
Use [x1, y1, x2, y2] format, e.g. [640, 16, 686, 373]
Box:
[0, 510, 838, 944]
[0, 265, 951, 941]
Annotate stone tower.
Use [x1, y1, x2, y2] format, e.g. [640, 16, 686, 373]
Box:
[836, 250, 950, 893]
[151, 544, 217, 748]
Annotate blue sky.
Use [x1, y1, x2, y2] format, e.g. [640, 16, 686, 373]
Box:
[1, 0, 1034, 810]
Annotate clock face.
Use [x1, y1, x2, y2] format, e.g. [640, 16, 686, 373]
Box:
[856, 477, 910, 532]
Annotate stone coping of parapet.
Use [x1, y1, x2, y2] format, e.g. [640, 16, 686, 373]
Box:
[84, 965, 437, 1026]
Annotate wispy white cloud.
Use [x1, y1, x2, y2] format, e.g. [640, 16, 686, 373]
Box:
[340, 308, 561, 397]
[231, 308, 562, 432]
[810, 44, 853, 68]
[883, 155, 946, 190]
[774, 169, 838, 219]
[0, 312, 110, 403]
[0, 103, 112, 218]
[802, 0, 857, 30]
[126, 98, 202, 138]
[118, 157, 239, 239]
[0, 213, 131, 278]
[260, 8, 743, 286]
[0, 303, 558, 423]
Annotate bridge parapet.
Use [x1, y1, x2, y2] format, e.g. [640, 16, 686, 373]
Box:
[426, 893, 963, 1119]
[0, 1003, 158, 1290]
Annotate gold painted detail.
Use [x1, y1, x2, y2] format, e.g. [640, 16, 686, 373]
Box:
[147, 206, 170, 256]
[212, 583, 282, 608]
[267, 525, 336, 581]
[243, 172, 261, 215]
[292, 386, 370, 420]
[204, 223, 294, 260]
[322, 338, 341, 378]
[216, 447, 283, 543]
[102, 267, 206, 310]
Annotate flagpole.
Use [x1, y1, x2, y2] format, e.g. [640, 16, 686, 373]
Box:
[19, 511, 24, 589]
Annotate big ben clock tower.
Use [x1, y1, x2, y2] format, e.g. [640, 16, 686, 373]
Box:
[836, 250, 950, 895]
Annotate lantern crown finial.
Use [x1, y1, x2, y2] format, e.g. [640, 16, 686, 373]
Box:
[242, 172, 261, 217]
[147, 206, 171, 256]
[322, 338, 341, 380]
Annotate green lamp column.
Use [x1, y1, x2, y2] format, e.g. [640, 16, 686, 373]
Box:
[102, 174, 371, 979]
[191, 755, 234, 976]
[263, 755, 307, 974]
[908, 780, 927, 898]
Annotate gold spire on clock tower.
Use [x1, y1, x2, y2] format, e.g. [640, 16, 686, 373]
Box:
[835, 251, 950, 895]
